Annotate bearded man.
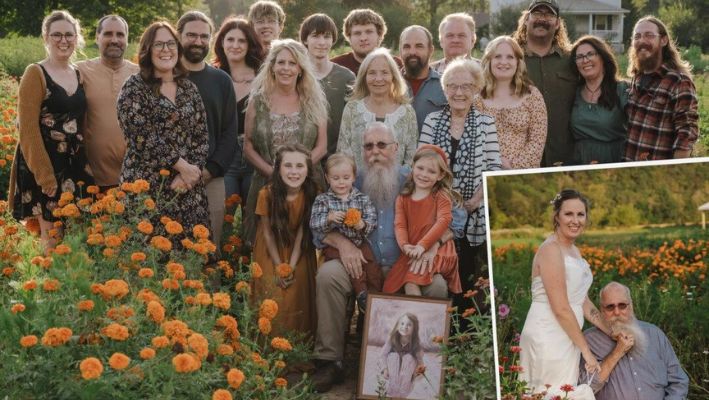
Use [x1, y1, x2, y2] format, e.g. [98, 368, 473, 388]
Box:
[399, 25, 446, 132]
[624, 16, 699, 161]
[176, 11, 237, 251]
[580, 282, 688, 400]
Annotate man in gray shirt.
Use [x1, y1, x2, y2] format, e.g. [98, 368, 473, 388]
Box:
[580, 282, 688, 400]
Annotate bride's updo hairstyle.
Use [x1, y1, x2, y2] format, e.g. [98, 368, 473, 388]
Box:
[550, 189, 590, 230]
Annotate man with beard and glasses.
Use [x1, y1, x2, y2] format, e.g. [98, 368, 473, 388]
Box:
[431, 13, 479, 75]
[77, 15, 138, 190]
[512, 0, 576, 167]
[579, 282, 688, 400]
[399, 25, 446, 133]
[624, 16, 699, 161]
[311, 122, 463, 393]
[331, 9, 403, 76]
[177, 11, 237, 252]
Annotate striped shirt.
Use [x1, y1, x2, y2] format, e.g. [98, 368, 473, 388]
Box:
[624, 64, 699, 160]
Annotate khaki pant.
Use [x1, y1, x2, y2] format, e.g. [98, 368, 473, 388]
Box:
[313, 258, 447, 361]
[205, 177, 225, 254]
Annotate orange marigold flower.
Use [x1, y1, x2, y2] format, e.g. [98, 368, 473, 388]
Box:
[86, 185, 100, 194]
[258, 317, 271, 335]
[213, 389, 232, 400]
[181, 238, 195, 249]
[343, 208, 362, 227]
[130, 252, 146, 262]
[212, 293, 231, 310]
[80, 357, 103, 380]
[2, 267, 15, 276]
[274, 377, 287, 388]
[41, 327, 72, 347]
[133, 179, 150, 193]
[104, 234, 122, 248]
[259, 299, 278, 320]
[86, 233, 104, 245]
[172, 353, 201, 373]
[234, 281, 250, 294]
[144, 198, 156, 210]
[166, 261, 184, 275]
[160, 216, 172, 225]
[216, 344, 234, 355]
[159, 169, 171, 177]
[271, 337, 292, 352]
[139, 347, 156, 360]
[431, 335, 444, 343]
[226, 368, 245, 389]
[165, 221, 184, 235]
[100, 279, 129, 300]
[136, 288, 160, 304]
[102, 323, 130, 341]
[23, 280, 37, 291]
[147, 300, 165, 324]
[109, 352, 130, 370]
[138, 268, 154, 278]
[152, 336, 170, 348]
[151, 235, 172, 252]
[195, 292, 212, 306]
[274, 360, 286, 369]
[4, 225, 19, 235]
[60, 203, 80, 218]
[20, 335, 38, 348]
[137, 220, 154, 235]
[225, 193, 242, 207]
[78, 300, 94, 311]
[53, 244, 71, 255]
[276, 263, 293, 278]
[103, 248, 115, 257]
[58, 191, 74, 206]
[188, 333, 209, 360]
[24, 217, 40, 234]
[193, 224, 210, 240]
[42, 279, 60, 292]
[251, 262, 263, 279]
[215, 315, 239, 339]
[11, 303, 25, 313]
[162, 278, 180, 290]
[463, 289, 478, 299]
[162, 319, 190, 338]
[462, 308, 476, 318]
[223, 215, 234, 224]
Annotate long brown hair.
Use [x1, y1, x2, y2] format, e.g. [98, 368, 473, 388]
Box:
[137, 21, 188, 96]
[388, 313, 421, 357]
[267, 144, 320, 250]
[400, 147, 462, 205]
[480, 35, 533, 99]
[512, 10, 571, 54]
[570, 35, 623, 110]
[627, 16, 692, 78]
[212, 16, 264, 73]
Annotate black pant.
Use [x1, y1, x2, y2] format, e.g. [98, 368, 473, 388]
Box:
[453, 238, 489, 333]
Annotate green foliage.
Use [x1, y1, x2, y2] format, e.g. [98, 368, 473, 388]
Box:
[490, 4, 525, 37]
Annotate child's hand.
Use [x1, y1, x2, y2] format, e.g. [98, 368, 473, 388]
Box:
[408, 245, 425, 259]
[354, 220, 365, 231]
[327, 211, 345, 224]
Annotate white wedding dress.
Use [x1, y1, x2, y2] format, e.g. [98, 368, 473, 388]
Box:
[518, 255, 595, 399]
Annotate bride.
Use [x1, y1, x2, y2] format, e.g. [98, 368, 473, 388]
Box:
[518, 189, 610, 397]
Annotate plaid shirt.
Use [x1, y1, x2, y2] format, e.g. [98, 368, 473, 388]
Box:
[309, 187, 376, 248]
[624, 64, 699, 160]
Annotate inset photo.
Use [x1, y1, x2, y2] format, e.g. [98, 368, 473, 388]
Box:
[485, 159, 708, 400]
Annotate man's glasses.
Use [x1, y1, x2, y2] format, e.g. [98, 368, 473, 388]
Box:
[574, 51, 598, 63]
[602, 302, 629, 312]
[49, 32, 76, 42]
[530, 11, 557, 20]
[152, 40, 178, 51]
[185, 32, 211, 42]
[633, 32, 661, 41]
[363, 141, 396, 151]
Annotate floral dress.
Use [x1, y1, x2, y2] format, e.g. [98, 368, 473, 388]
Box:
[117, 74, 209, 234]
[12, 64, 94, 222]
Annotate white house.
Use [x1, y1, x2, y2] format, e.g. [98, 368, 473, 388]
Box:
[489, 0, 629, 51]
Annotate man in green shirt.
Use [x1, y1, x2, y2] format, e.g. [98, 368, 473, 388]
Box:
[513, 0, 577, 167]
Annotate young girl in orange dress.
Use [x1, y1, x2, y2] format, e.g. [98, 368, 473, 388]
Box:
[251, 144, 320, 337]
[383, 144, 462, 296]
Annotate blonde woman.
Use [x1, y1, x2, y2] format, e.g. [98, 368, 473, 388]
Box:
[337, 48, 417, 170]
[242, 39, 328, 244]
[475, 35, 547, 169]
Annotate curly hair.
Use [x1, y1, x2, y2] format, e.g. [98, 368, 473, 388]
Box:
[512, 10, 571, 54]
[627, 16, 692, 78]
[250, 39, 328, 126]
[349, 48, 410, 104]
[342, 8, 387, 40]
[570, 35, 623, 110]
[267, 144, 320, 250]
[212, 16, 263, 73]
[480, 35, 533, 99]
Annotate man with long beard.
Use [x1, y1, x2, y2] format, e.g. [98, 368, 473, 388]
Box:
[580, 282, 688, 399]
[399, 25, 446, 132]
[624, 16, 699, 161]
[176, 11, 237, 252]
[311, 122, 461, 392]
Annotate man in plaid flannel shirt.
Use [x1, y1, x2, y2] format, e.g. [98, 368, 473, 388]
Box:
[624, 16, 699, 161]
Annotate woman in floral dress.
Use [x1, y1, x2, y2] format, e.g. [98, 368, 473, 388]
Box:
[117, 21, 209, 235]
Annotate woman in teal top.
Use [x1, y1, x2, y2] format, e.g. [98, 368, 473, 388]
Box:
[570, 36, 629, 164]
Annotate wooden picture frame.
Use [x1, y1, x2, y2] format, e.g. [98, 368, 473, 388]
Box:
[357, 293, 452, 399]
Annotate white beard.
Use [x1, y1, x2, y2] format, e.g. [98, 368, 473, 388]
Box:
[361, 163, 400, 210]
[609, 316, 648, 356]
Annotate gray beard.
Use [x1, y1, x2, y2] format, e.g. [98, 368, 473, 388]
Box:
[609, 316, 648, 356]
[361, 163, 400, 210]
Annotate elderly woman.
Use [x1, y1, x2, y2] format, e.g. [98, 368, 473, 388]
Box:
[242, 39, 328, 245]
[475, 35, 547, 169]
[337, 48, 417, 171]
[418, 58, 502, 318]
[9, 10, 94, 250]
[570, 35, 628, 164]
[117, 21, 209, 236]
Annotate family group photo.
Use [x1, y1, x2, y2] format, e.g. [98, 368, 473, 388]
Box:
[0, 0, 705, 399]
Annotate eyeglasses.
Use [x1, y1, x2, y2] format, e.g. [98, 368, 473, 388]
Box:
[445, 83, 475, 93]
[633, 32, 661, 41]
[49, 32, 76, 42]
[363, 141, 396, 151]
[152, 40, 178, 51]
[530, 11, 557, 20]
[255, 18, 279, 25]
[185, 32, 211, 42]
[602, 302, 629, 312]
[574, 50, 598, 63]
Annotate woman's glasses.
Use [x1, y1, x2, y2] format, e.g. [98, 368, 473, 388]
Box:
[574, 50, 598, 63]
[152, 40, 178, 51]
[49, 32, 76, 42]
[602, 302, 629, 311]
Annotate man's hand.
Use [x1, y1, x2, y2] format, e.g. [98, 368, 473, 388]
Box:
[339, 239, 366, 279]
[614, 331, 635, 354]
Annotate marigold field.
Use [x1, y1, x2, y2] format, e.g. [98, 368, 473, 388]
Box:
[493, 230, 708, 399]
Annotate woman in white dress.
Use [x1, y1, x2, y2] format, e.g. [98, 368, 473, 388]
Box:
[519, 189, 610, 396]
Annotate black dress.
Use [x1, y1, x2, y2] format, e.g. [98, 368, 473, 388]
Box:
[12, 64, 94, 222]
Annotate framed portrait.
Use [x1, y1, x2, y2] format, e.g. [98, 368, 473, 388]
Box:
[357, 293, 452, 400]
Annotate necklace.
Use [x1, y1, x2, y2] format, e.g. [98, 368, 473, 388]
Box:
[585, 83, 601, 96]
[232, 77, 253, 84]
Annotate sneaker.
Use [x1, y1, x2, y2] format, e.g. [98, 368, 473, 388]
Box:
[312, 360, 344, 393]
[356, 290, 368, 315]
